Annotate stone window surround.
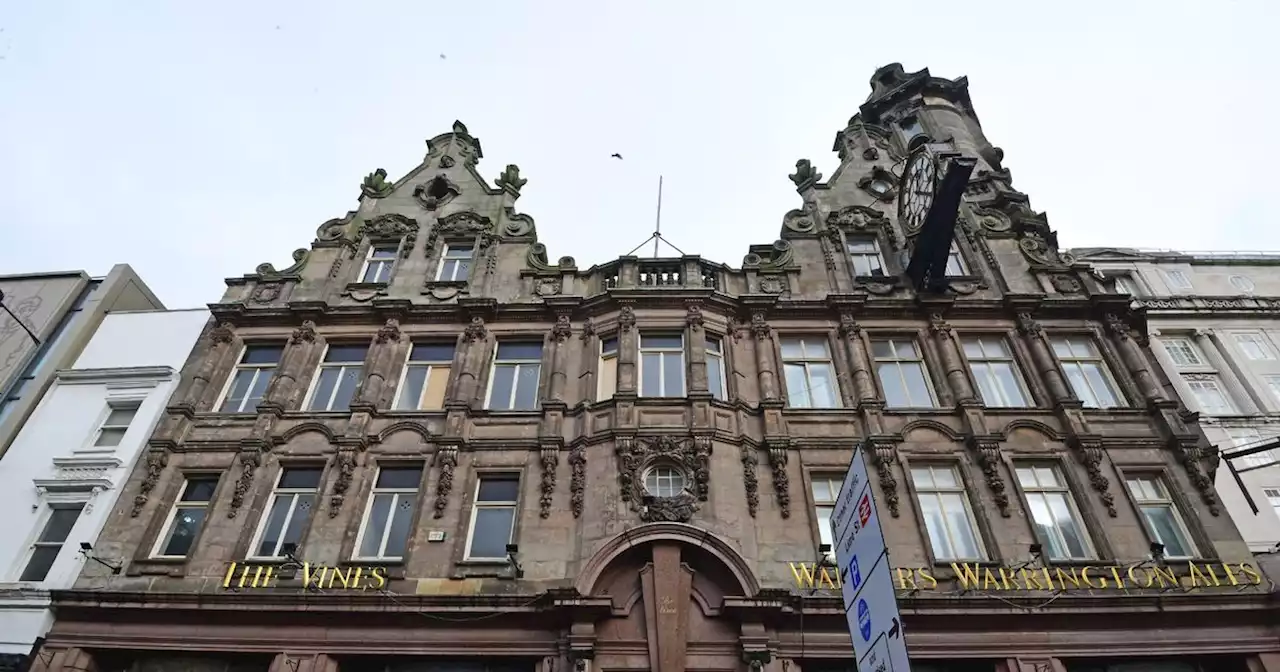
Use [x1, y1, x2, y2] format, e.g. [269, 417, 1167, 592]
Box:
[1004, 453, 1117, 564]
[392, 342, 460, 412]
[232, 459, 331, 564]
[480, 337, 549, 412]
[899, 452, 1001, 567]
[954, 332, 1039, 409]
[130, 468, 231, 573]
[1114, 464, 1215, 562]
[452, 465, 528, 579]
[865, 330, 944, 410]
[345, 236, 409, 292]
[345, 458, 431, 565]
[800, 467, 845, 558]
[776, 333, 843, 409]
[1045, 327, 1137, 410]
[426, 234, 481, 288]
[212, 342, 285, 415]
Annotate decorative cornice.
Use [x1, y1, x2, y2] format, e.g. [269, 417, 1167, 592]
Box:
[54, 366, 176, 385]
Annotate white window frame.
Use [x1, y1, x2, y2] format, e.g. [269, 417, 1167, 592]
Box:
[16, 501, 87, 583]
[247, 467, 322, 560]
[705, 335, 727, 401]
[360, 243, 399, 284]
[1234, 332, 1276, 361]
[1230, 275, 1256, 294]
[810, 473, 844, 556]
[781, 337, 841, 408]
[1264, 375, 1280, 406]
[1125, 475, 1197, 560]
[150, 475, 219, 559]
[303, 344, 368, 412]
[1265, 488, 1280, 519]
[1163, 269, 1193, 291]
[353, 465, 424, 561]
[464, 473, 520, 561]
[638, 334, 686, 398]
[1161, 337, 1203, 368]
[598, 336, 619, 400]
[436, 243, 475, 282]
[215, 344, 283, 413]
[1227, 428, 1280, 468]
[394, 343, 455, 411]
[1183, 375, 1236, 415]
[944, 242, 967, 276]
[1051, 336, 1125, 409]
[962, 336, 1031, 408]
[484, 341, 544, 411]
[1016, 464, 1095, 561]
[871, 337, 937, 408]
[847, 237, 886, 277]
[1113, 274, 1141, 297]
[90, 402, 140, 448]
[910, 465, 987, 561]
[643, 464, 687, 498]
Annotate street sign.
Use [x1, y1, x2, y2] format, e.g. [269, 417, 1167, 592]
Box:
[831, 443, 911, 672]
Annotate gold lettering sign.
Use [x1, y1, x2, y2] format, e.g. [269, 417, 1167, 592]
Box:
[787, 561, 1264, 592]
[222, 561, 388, 590]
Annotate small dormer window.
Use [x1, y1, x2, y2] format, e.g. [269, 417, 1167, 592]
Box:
[437, 244, 474, 282]
[360, 244, 398, 284]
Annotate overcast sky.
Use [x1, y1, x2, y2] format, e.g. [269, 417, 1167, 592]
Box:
[0, 1, 1275, 309]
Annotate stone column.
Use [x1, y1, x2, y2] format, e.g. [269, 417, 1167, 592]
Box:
[751, 311, 778, 401]
[685, 303, 708, 394]
[578, 318, 597, 403]
[929, 313, 977, 404]
[355, 318, 404, 409]
[262, 320, 320, 410]
[453, 316, 489, 406]
[549, 313, 573, 402]
[838, 314, 877, 403]
[182, 321, 238, 409]
[1016, 312, 1072, 402]
[616, 304, 638, 394]
[1103, 313, 1164, 402]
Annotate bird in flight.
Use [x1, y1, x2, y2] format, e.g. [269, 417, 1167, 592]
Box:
[611, 153, 623, 160]
[440, 54, 447, 60]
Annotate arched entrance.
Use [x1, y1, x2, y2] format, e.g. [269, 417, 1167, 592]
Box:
[575, 524, 761, 672]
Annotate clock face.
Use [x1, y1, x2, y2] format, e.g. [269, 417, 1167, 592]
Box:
[899, 151, 937, 234]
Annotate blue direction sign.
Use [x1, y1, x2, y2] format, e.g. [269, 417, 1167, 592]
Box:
[831, 444, 911, 672]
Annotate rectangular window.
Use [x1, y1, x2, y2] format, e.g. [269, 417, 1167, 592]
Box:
[1163, 269, 1193, 291]
[872, 338, 936, 408]
[360, 244, 398, 284]
[437, 243, 474, 282]
[962, 337, 1030, 408]
[1234, 332, 1275, 361]
[153, 475, 219, 558]
[781, 337, 839, 408]
[1160, 337, 1203, 367]
[1227, 428, 1280, 468]
[1125, 475, 1196, 559]
[1264, 375, 1280, 405]
[911, 466, 985, 561]
[1016, 465, 1092, 561]
[1050, 336, 1124, 409]
[19, 504, 85, 582]
[639, 334, 685, 397]
[249, 467, 322, 559]
[395, 343, 454, 410]
[92, 403, 139, 447]
[847, 237, 885, 277]
[706, 336, 727, 401]
[1183, 375, 1236, 415]
[307, 345, 368, 412]
[219, 345, 283, 413]
[598, 336, 619, 400]
[465, 475, 520, 560]
[486, 342, 542, 410]
[944, 242, 967, 276]
[1265, 488, 1280, 518]
[355, 464, 423, 560]
[810, 474, 843, 552]
[1114, 275, 1141, 297]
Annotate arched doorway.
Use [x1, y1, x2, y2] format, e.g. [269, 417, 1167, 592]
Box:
[575, 523, 761, 672]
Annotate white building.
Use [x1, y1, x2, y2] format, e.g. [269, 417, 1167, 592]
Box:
[1073, 247, 1280, 553]
[0, 308, 208, 662]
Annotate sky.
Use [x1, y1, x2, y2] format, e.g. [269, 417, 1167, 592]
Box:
[0, 1, 1276, 309]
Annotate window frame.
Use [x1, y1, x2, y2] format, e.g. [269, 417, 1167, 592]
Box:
[705, 334, 728, 401]
[1049, 334, 1127, 409]
[806, 470, 845, 559]
[17, 501, 87, 583]
[214, 343, 284, 414]
[1160, 337, 1204, 368]
[943, 241, 968, 277]
[484, 340, 545, 411]
[1112, 273, 1142, 297]
[1182, 374, 1237, 415]
[1010, 461, 1097, 562]
[1163, 269, 1193, 292]
[1233, 331, 1276, 361]
[1229, 275, 1255, 294]
[960, 335, 1032, 408]
[905, 462, 988, 562]
[597, 335, 620, 401]
[246, 466, 324, 560]
[642, 463, 688, 498]
[870, 336, 938, 409]
[1121, 472, 1199, 560]
[436, 242, 476, 282]
[1264, 488, 1280, 519]
[1263, 375, 1280, 407]
[352, 462, 426, 562]
[779, 336, 842, 409]
[638, 333, 687, 398]
[89, 401, 141, 449]
[1225, 427, 1280, 469]
[463, 472, 522, 562]
[149, 473, 222, 560]
[303, 343, 369, 412]
[359, 243, 400, 284]
[846, 236, 887, 278]
[393, 342, 457, 411]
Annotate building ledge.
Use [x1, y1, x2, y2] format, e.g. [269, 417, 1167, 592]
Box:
[54, 366, 176, 385]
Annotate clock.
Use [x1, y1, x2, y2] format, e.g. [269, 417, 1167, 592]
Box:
[898, 149, 938, 235]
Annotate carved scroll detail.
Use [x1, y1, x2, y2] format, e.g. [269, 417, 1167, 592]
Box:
[1071, 438, 1117, 517]
[130, 449, 169, 517]
[569, 444, 587, 518]
[328, 449, 357, 517]
[227, 450, 262, 519]
[970, 439, 1011, 517]
[741, 444, 760, 517]
[870, 441, 900, 518]
[539, 447, 559, 518]
[1171, 439, 1220, 516]
[433, 447, 459, 518]
[768, 447, 790, 518]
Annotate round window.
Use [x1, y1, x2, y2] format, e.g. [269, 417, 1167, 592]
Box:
[644, 465, 687, 498]
[1230, 275, 1255, 293]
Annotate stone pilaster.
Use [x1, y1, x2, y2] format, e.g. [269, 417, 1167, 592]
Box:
[929, 312, 977, 404]
[1016, 312, 1071, 402]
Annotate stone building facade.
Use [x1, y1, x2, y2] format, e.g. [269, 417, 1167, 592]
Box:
[1074, 247, 1280, 555]
[37, 65, 1280, 672]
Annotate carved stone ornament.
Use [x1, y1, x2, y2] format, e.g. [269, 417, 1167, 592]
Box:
[740, 444, 760, 517]
[502, 209, 536, 237]
[463, 316, 487, 343]
[316, 217, 351, 243]
[579, 318, 596, 343]
[971, 206, 1012, 234]
[742, 240, 794, 271]
[130, 449, 169, 517]
[685, 303, 704, 330]
[568, 444, 586, 518]
[971, 439, 1011, 517]
[414, 175, 461, 211]
[227, 450, 262, 519]
[495, 164, 528, 194]
[358, 214, 419, 258]
[870, 441, 901, 517]
[782, 208, 816, 234]
[1015, 312, 1042, 337]
[827, 205, 898, 249]
[539, 448, 559, 519]
[255, 248, 309, 279]
[433, 447, 458, 519]
[1104, 313, 1131, 340]
[616, 436, 711, 523]
[329, 449, 357, 517]
[210, 321, 236, 346]
[1050, 274, 1082, 294]
[250, 283, 282, 304]
[750, 311, 772, 341]
[291, 320, 318, 344]
[758, 276, 786, 295]
[1018, 231, 1066, 268]
[928, 313, 953, 340]
[768, 447, 791, 518]
[535, 278, 561, 297]
[361, 168, 394, 199]
[1071, 438, 1118, 517]
[788, 159, 822, 189]
[618, 305, 636, 332]
[552, 313, 573, 343]
[838, 313, 860, 340]
[1169, 439, 1219, 515]
[376, 318, 402, 344]
[438, 155, 456, 168]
